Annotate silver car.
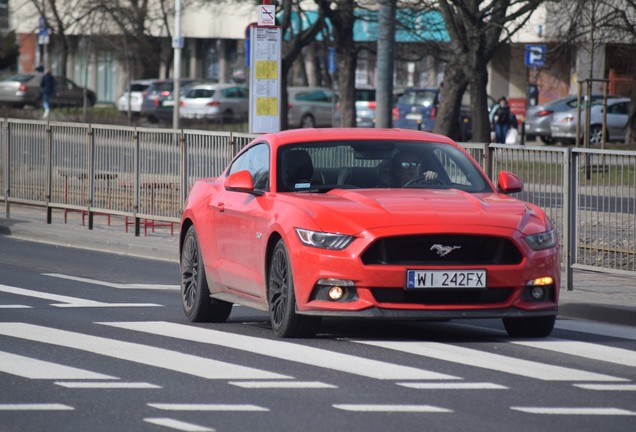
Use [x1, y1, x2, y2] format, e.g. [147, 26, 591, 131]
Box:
[550, 97, 630, 145]
[0, 73, 96, 108]
[525, 94, 617, 144]
[117, 79, 157, 114]
[179, 83, 249, 122]
[287, 86, 334, 128]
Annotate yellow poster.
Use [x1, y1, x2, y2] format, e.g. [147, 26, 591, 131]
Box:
[255, 60, 278, 79]
[256, 97, 278, 116]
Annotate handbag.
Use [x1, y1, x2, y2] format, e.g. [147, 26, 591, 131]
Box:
[505, 127, 518, 144]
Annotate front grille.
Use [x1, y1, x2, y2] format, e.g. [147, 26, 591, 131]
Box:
[371, 288, 513, 305]
[361, 234, 523, 265]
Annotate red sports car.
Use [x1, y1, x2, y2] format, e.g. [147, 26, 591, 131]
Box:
[180, 128, 559, 338]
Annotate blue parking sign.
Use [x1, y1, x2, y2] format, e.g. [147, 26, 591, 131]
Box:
[525, 44, 546, 67]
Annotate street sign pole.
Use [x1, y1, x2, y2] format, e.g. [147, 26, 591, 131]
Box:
[248, 1, 281, 134]
[172, 0, 183, 130]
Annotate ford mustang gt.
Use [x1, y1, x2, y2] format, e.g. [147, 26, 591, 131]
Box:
[180, 128, 560, 338]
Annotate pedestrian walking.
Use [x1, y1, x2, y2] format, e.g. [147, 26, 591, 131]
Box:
[40, 69, 56, 119]
[492, 96, 516, 143]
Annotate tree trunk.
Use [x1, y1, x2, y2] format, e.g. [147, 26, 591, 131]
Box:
[433, 57, 467, 141]
[375, 0, 396, 128]
[467, 58, 492, 143]
[332, 1, 356, 128]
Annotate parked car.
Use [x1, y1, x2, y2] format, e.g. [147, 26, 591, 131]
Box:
[140, 78, 205, 123]
[0, 73, 96, 108]
[550, 97, 630, 145]
[179, 83, 249, 122]
[525, 94, 619, 144]
[117, 79, 158, 114]
[334, 88, 381, 127]
[287, 86, 334, 128]
[180, 128, 560, 338]
[393, 87, 481, 141]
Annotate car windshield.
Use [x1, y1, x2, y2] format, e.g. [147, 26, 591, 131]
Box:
[277, 140, 490, 193]
[130, 83, 151, 92]
[7, 74, 35, 83]
[398, 89, 437, 107]
[185, 88, 214, 98]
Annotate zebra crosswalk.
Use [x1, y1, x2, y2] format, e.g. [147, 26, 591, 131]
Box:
[1, 319, 635, 388]
[2, 275, 636, 430]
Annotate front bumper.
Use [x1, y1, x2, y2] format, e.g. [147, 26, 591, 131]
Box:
[298, 306, 557, 319]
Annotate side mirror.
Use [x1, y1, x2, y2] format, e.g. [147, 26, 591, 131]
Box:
[497, 171, 523, 194]
[224, 170, 263, 196]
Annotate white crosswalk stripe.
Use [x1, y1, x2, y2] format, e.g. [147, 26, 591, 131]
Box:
[0, 322, 289, 380]
[0, 284, 161, 308]
[0, 350, 117, 380]
[352, 340, 627, 382]
[44, 273, 179, 290]
[510, 338, 636, 367]
[100, 321, 459, 381]
[144, 418, 214, 432]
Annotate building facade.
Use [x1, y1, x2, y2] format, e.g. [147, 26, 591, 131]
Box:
[8, 1, 633, 112]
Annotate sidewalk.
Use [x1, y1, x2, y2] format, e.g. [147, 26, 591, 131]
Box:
[1, 203, 635, 328]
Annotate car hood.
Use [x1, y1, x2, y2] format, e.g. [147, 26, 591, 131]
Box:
[283, 188, 548, 235]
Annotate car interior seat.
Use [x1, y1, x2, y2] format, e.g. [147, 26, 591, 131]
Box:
[280, 149, 314, 191]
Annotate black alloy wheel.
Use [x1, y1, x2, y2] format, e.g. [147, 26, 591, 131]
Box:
[181, 225, 232, 322]
[268, 240, 320, 338]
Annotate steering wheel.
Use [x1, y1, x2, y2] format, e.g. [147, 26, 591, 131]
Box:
[403, 175, 445, 188]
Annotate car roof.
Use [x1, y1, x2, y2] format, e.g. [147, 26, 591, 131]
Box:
[186, 83, 245, 90]
[4, 73, 36, 83]
[255, 128, 457, 148]
[288, 86, 332, 92]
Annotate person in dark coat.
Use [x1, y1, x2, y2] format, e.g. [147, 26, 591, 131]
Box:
[40, 69, 56, 119]
[492, 96, 513, 143]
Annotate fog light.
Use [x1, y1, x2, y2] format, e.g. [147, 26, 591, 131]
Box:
[313, 278, 356, 302]
[328, 286, 344, 301]
[530, 286, 545, 301]
[528, 276, 554, 286]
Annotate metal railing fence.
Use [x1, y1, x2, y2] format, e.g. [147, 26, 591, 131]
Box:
[1, 118, 635, 288]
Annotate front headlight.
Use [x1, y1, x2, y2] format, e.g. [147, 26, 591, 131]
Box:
[295, 228, 354, 250]
[525, 230, 556, 250]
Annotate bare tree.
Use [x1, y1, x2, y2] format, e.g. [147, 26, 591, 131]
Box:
[547, 0, 636, 144]
[423, 0, 546, 142]
[21, 0, 98, 78]
[315, 0, 357, 127]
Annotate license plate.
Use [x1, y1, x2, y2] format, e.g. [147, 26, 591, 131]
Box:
[405, 113, 422, 120]
[406, 269, 486, 289]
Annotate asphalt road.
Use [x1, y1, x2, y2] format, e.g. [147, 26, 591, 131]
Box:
[1, 238, 635, 432]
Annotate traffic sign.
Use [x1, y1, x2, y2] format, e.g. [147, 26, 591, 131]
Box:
[525, 44, 546, 67]
[328, 47, 336, 74]
[258, 4, 275, 26]
[172, 36, 184, 49]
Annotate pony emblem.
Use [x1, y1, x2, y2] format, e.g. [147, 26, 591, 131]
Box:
[430, 244, 461, 257]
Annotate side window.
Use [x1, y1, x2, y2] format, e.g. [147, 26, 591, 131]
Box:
[609, 102, 628, 115]
[228, 143, 270, 191]
[225, 87, 241, 98]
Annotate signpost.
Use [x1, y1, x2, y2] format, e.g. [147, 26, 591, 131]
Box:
[248, 2, 281, 134]
[525, 44, 546, 67]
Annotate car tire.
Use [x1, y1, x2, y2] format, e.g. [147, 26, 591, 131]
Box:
[300, 114, 315, 128]
[180, 225, 232, 323]
[540, 136, 555, 145]
[268, 240, 320, 338]
[502, 315, 556, 338]
[589, 126, 606, 146]
[222, 109, 234, 123]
